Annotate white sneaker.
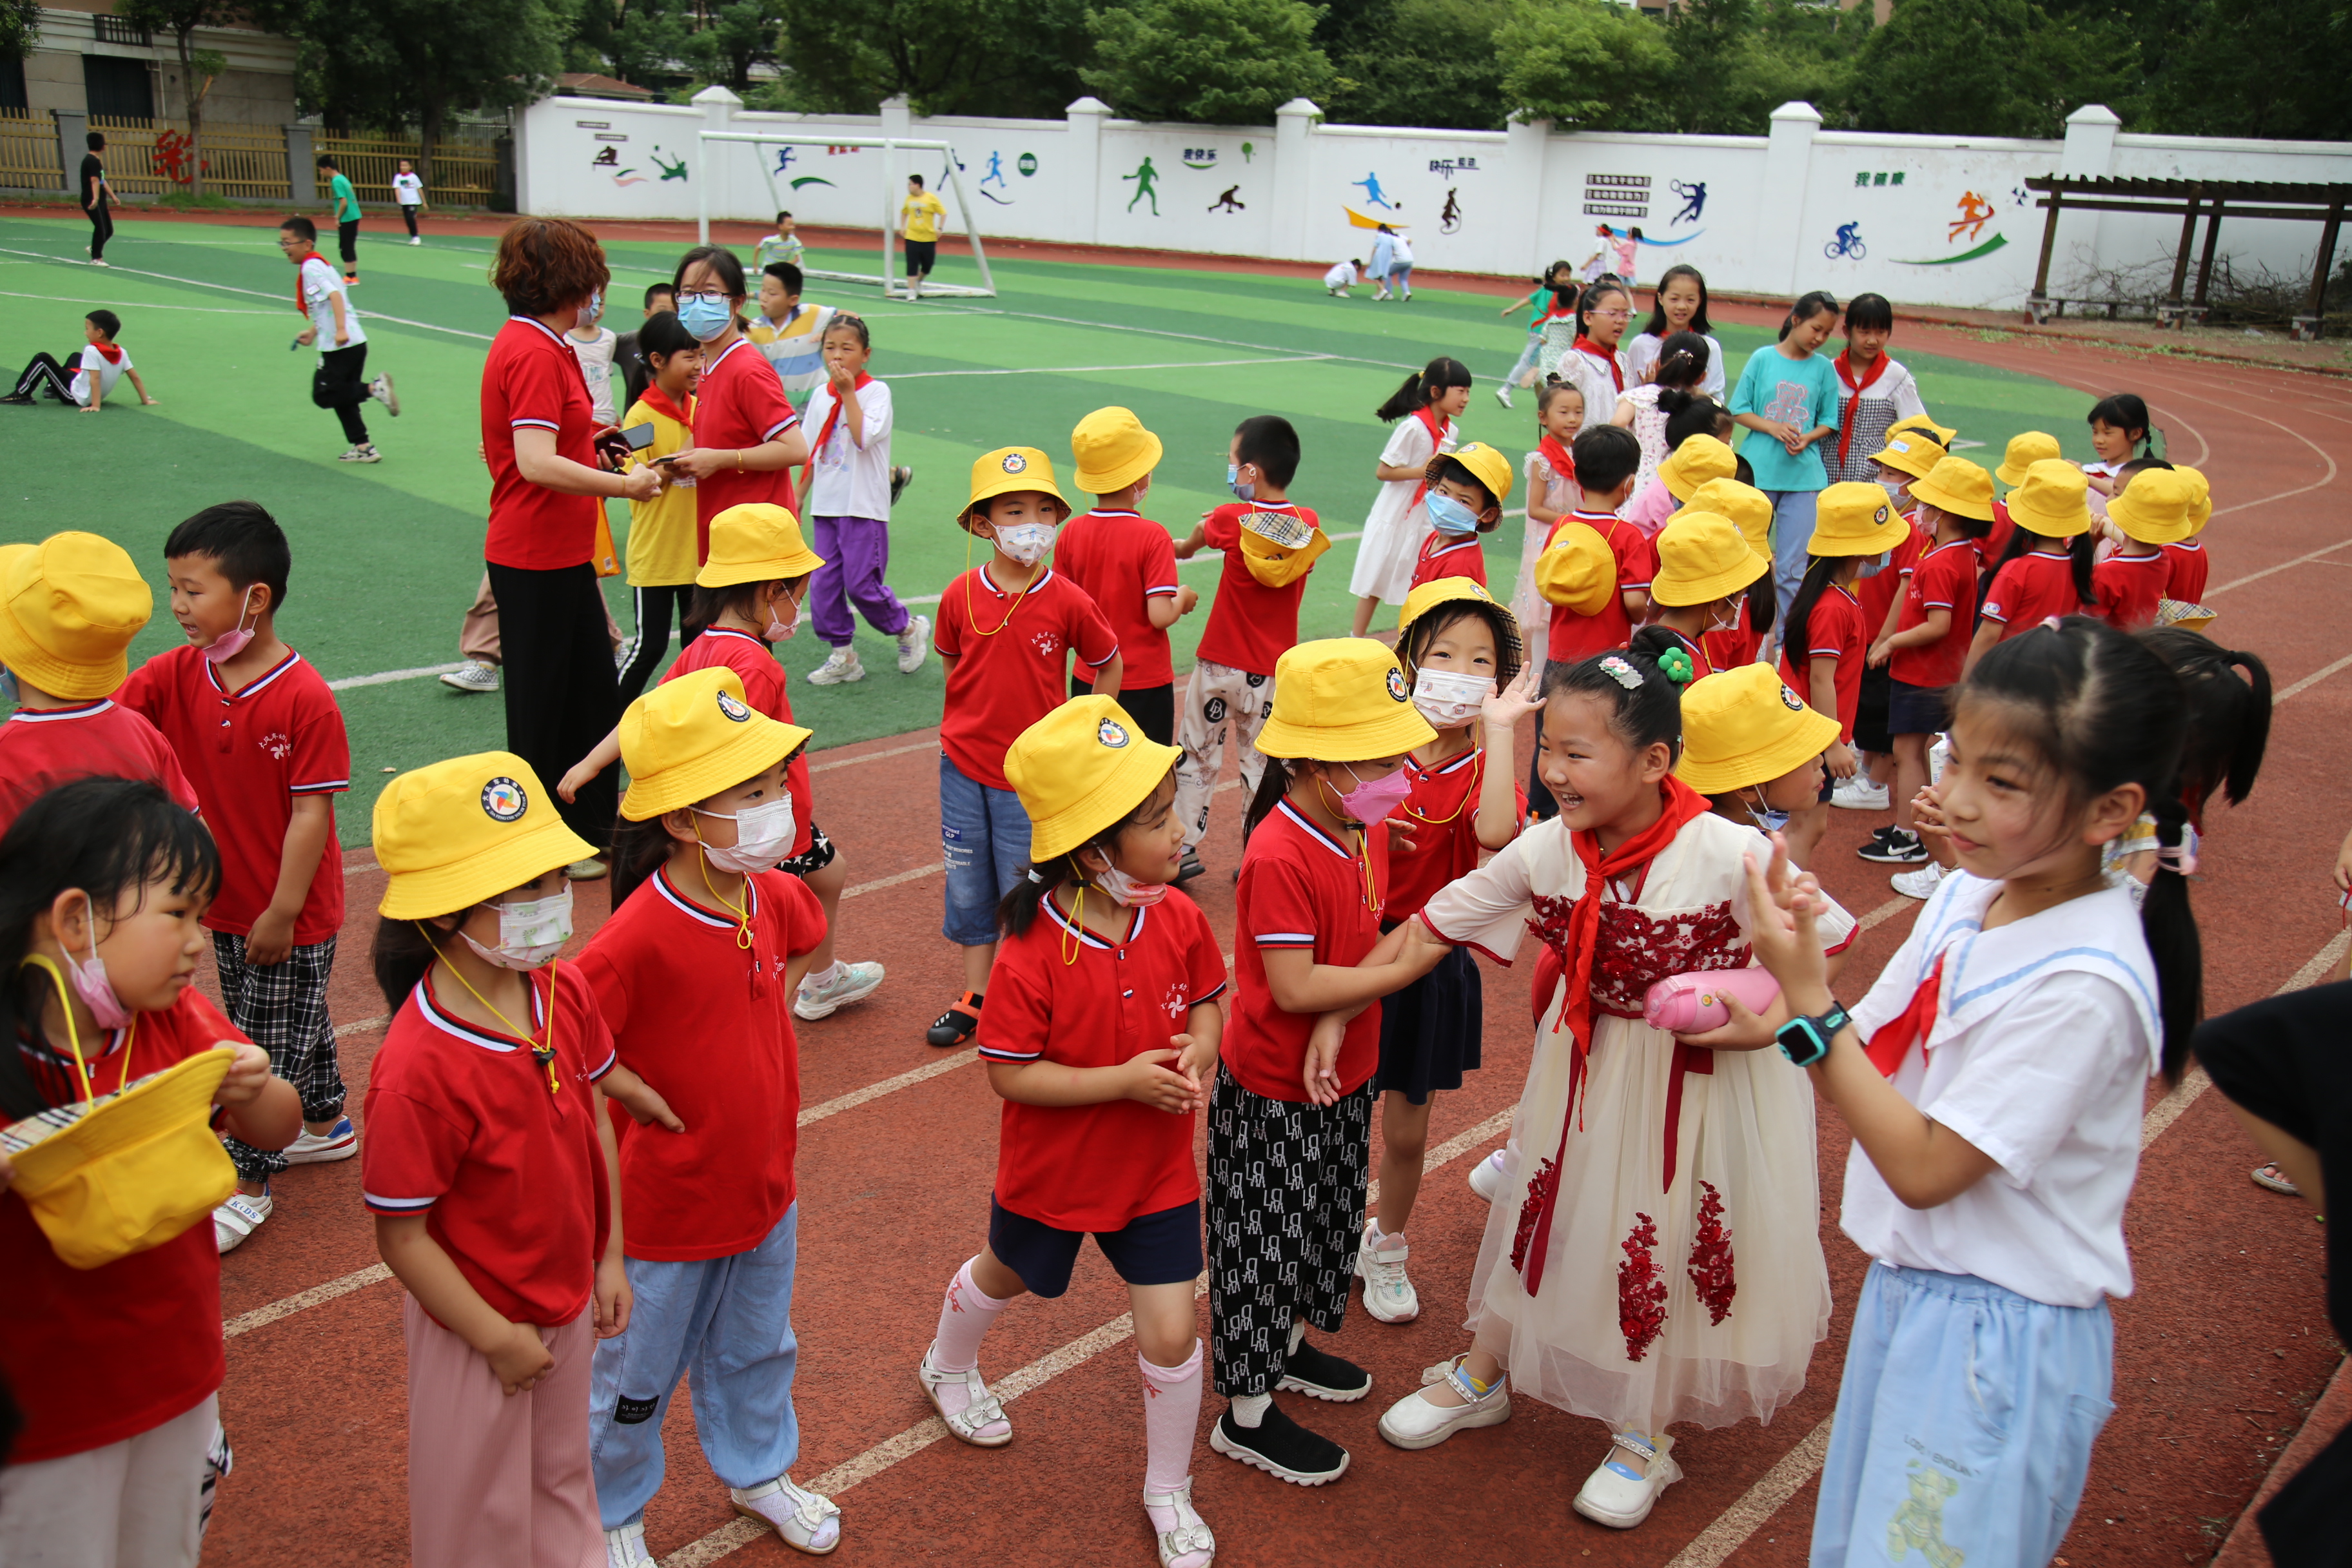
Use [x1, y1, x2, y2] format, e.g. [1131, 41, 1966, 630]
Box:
[337, 443, 381, 463]
[90, 258, 111, 268]
[917, 1343, 1012, 1446]
[613, 635, 637, 673]
[439, 660, 500, 694]
[794, 961, 885, 1020]
[408, 235, 422, 246]
[604, 1519, 655, 1567]
[1572, 1429, 1681, 1529]
[282, 1116, 357, 1164]
[1377, 1355, 1511, 1449]
[213, 1188, 271, 1253]
[1493, 384, 1513, 409]
[1355, 1226, 1418, 1323]
[1830, 775, 1890, 810]
[806, 647, 865, 685]
[1467, 1148, 1509, 1202]
[1891, 861, 1947, 900]
[728, 1474, 839, 1555]
[369, 372, 400, 415]
[896, 614, 932, 674]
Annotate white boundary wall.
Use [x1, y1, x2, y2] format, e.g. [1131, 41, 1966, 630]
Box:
[516, 89, 2352, 310]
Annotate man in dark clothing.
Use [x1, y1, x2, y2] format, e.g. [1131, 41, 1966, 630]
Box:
[80, 133, 112, 266]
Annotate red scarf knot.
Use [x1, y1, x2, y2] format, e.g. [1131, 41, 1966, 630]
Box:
[1573, 337, 1625, 395]
[1832, 349, 1891, 469]
[1865, 952, 1945, 1077]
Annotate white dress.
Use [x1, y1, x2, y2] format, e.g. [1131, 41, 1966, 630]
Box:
[1351, 413, 1455, 603]
[1513, 449, 1578, 658]
[1419, 810, 1848, 1433]
[1558, 344, 1627, 439]
[1620, 383, 1672, 502]
[1623, 331, 1729, 398]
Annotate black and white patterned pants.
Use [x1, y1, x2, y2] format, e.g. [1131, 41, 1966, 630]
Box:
[1205, 1066, 1374, 1396]
[213, 932, 343, 1179]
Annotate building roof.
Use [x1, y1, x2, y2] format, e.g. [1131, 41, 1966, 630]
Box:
[557, 74, 656, 101]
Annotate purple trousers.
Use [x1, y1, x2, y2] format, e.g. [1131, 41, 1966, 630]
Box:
[809, 514, 911, 648]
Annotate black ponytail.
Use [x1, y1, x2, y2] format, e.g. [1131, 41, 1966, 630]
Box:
[2140, 629, 2271, 821]
[1975, 522, 2093, 615]
[1779, 290, 1840, 342]
[1662, 396, 1729, 454]
[1543, 643, 1683, 765]
[1242, 759, 1299, 843]
[1782, 554, 1842, 667]
[1376, 356, 1473, 422]
[1652, 331, 1709, 392]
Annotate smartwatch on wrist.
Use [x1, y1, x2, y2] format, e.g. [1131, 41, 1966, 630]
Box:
[1774, 1001, 1850, 1068]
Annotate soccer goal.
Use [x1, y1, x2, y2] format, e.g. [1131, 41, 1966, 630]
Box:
[695, 129, 998, 300]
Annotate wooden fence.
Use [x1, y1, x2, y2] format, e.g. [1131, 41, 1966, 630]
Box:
[316, 132, 502, 208]
[0, 114, 502, 205]
[0, 107, 63, 192]
[90, 116, 291, 200]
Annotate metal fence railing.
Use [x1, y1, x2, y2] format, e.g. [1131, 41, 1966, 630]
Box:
[0, 107, 64, 192]
[89, 115, 294, 200]
[315, 132, 502, 208]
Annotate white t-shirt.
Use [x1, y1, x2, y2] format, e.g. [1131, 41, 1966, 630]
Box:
[67, 345, 132, 406]
[298, 256, 365, 354]
[1389, 235, 1414, 267]
[1622, 331, 1729, 398]
[391, 172, 424, 206]
[568, 327, 618, 426]
[803, 377, 895, 519]
[1841, 870, 2160, 1308]
[1324, 260, 1357, 289]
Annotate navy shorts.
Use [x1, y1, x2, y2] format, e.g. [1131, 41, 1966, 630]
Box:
[1887, 678, 1952, 737]
[904, 238, 937, 273]
[988, 1195, 1202, 1298]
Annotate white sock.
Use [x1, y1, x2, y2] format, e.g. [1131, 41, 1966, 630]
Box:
[930, 1257, 1010, 1378]
[804, 961, 843, 988]
[1286, 1318, 1306, 1357]
[1228, 1391, 1271, 1429]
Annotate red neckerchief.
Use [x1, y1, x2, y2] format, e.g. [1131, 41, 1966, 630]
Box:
[1573, 337, 1624, 395]
[1407, 404, 1453, 512]
[289, 250, 322, 312]
[638, 385, 693, 435]
[1865, 953, 1945, 1076]
[86, 342, 124, 365]
[801, 372, 875, 496]
[1832, 349, 1891, 468]
[1518, 776, 1714, 1296]
[1537, 434, 1577, 487]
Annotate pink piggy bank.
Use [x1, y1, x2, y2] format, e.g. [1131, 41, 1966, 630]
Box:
[1643, 968, 1782, 1034]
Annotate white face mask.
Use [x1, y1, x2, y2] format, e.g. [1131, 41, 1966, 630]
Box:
[993, 522, 1057, 567]
[460, 888, 574, 970]
[1411, 667, 1492, 729]
[696, 794, 796, 874]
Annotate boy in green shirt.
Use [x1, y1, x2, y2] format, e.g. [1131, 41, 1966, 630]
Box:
[318, 154, 362, 285]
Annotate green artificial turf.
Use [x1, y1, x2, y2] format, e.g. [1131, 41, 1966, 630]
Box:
[0, 213, 2090, 841]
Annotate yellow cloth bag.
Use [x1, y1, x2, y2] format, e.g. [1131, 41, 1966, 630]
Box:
[592, 509, 622, 579]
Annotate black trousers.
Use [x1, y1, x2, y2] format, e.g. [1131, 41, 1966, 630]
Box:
[400, 204, 418, 238]
[1070, 677, 1174, 747]
[313, 342, 371, 445]
[618, 583, 696, 703]
[84, 202, 112, 260]
[11, 350, 79, 402]
[485, 560, 622, 848]
[337, 218, 360, 268]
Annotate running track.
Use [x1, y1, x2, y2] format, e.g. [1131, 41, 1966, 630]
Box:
[197, 318, 2347, 1567]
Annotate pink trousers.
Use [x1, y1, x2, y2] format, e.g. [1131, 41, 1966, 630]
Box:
[404, 1295, 602, 1568]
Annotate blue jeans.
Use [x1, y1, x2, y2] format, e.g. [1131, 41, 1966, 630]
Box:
[588, 1204, 802, 1527]
[1810, 1262, 2115, 1568]
[939, 752, 1031, 946]
[1764, 488, 1820, 652]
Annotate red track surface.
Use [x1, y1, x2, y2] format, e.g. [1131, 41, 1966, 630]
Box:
[189, 324, 2346, 1567]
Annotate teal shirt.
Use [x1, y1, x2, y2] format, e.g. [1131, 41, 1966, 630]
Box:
[1729, 344, 1843, 493]
[331, 172, 358, 224]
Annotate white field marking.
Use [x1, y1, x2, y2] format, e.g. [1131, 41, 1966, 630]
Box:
[897, 530, 1369, 608]
[333, 1013, 389, 1039]
[838, 861, 945, 900]
[223, 1263, 393, 1339]
[0, 244, 494, 340]
[889, 353, 1333, 380]
[943, 302, 1433, 377]
[1857, 895, 1914, 931]
[0, 287, 282, 316]
[2275, 652, 2352, 704]
[808, 738, 937, 773]
[2210, 538, 2352, 596]
[798, 1049, 978, 1127]
[326, 662, 464, 692]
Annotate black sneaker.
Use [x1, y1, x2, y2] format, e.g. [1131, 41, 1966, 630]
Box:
[925, 990, 982, 1048]
[1277, 1338, 1372, 1402]
[1858, 827, 1927, 864]
[1209, 1403, 1350, 1485]
[890, 464, 914, 505]
[1173, 847, 1206, 885]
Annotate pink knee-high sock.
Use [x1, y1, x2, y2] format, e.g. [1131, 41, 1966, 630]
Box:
[932, 1257, 1010, 1373]
[1139, 1340, 1204, 1495]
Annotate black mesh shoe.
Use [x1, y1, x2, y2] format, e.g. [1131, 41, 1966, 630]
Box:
[1278, 1338, 1373, 1402]
[925, 991, 983, 1048]
[1209, 1402, 1351, 1485]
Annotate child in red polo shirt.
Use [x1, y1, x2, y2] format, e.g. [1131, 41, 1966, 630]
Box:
[363, 752, 663, 1568]
[928, 447, 1122, 1050]
[1061, 406, 1197, 747]
[1206, 640, 1436, 1489]
[0, 532, 197, 836]
[2164, 465, 2211, 602]
[1966, 460, 2096, 679]
[0, 778, 298, 1568]
[1173, 414, 1329, 881]
[1408, 442, 1513, 593]
[580, 667, 842, 1562]
[2095, 467, 2195, 630]
[1536, 424, 1653, 668]
[916, 696, 1226, 1568]
[117, 502, 353, 1255]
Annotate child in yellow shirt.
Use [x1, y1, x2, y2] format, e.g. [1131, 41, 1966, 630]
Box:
[616, 310, 701, 702]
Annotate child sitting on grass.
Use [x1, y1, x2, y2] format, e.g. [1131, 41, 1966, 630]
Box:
[3, 308, 155, 411]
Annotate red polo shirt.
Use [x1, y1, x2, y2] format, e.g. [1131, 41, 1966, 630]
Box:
[1410, 530, 1487, 593]
[1780, 583, 1865, 742]
[1055, 509, 1181, 690]
[1, 985, 244, 1462]
[2093, 550, 2170, 630]
[1193, 500, 1319, 679]
[1858, 513, 1926, 642]
[482, 315, 600, 571]
[1980, 551, 2084, 636]
[0, 699, 199, 838]
[661, 626, 812, 859]
[691, 338, 801, 562]
[977, 894, 1226, 1231]
[1545, 511, 1655, 665]
[1889, 542, 1979, 689]
[578, 868, 823, 1260]
[1226, 798, 1387, 1103]
[2163, 538, 2208, 602]
[1387, 744, 1524, 921]
[934, 565, 1118, 790]
[362, 964, 616, 1328]
[117, 645, 348, 943]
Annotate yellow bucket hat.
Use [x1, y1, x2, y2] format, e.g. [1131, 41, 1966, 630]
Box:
[1807, 482, 1912, 558]
[1534, 521, 1617, 616]
[1070, 407, 1164, 495]
[1658, 433, 1735, 502]
[0, 533, 153, 701]
[1256, 640, 1437, 762]
[2006, 459, 2093, 539]
[1871, 431, 1948, 483]
[618, 665, 809, 822]
[1674, 664, 1841, 796]
[1995, 431, 2061, 487]
[1395, 576, 1522, 687]
[1427, 441, 1513, 505]
[2106, 468, 2197, 545]
[1908, 455, 1997, 522]
[1651, 512, 1769, 607]
[1888, 413, 1959, 448]
[376, 752, 597, 919]
[959, 446, 1069, 529]
[1234, 504, 1330, 589]
[1004, 695, 1182, 862]
[1676, 477, 1774, 561]
[2173, 464, 2212, 534]
[2157, 598, 2215, 629]
[698, 504, 825, 587]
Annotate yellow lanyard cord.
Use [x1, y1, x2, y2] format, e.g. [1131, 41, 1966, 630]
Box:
[694, 847, 756, 950]
[1400, 741, 1482, 830]
[19, 954, 136, 1104]
[427, 939, 562, 1095]
[963, 533, 1042, 638]
[1311, 778, 1386, 916]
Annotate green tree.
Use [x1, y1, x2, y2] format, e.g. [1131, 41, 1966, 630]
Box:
[0, 0, 39, 64]
[569, 0, 696, 89]
[679, 0, 786, 92]
[117, 0, 235, 195]
[1083, 0, 1337, 124]
[1845, 0, 2137, 137]
[1322, 0, 1511, 130]
[2146, 0, 2349, 139]
[770, 0, 1092, 117]
[1494, 0, 1675, 130]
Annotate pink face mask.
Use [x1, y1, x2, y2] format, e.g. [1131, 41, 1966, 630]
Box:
[203, 589, 259, 667]
[1334, 761, 1413, 826]
[64, 925, 133, 1031]
[763, 588, 801, 644]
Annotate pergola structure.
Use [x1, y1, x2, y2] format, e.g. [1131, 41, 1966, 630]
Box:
[2023, 176, 2349, 340]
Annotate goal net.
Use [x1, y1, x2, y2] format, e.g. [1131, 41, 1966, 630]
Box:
[695, 129, 998, 300]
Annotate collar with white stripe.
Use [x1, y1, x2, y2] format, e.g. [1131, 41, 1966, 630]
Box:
[7, 699, 113, 724]
[1043, 893, 1146, 951]
[413, 969, 546, 1054]
[202, 648, 303, 701]
[705, 337, 756, 375]
[653, 865, 760, 930]
[1274, 797, 1355, 859]
[1569, 509, 1620, 522]
[509, 314, 572, 349]
[1919, 541, 1974, 564]
[700, 625, 764, 647]
[1085, 509, 1141, 519]
[979, 565, 1055, 598]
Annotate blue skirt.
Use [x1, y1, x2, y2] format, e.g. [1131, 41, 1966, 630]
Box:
[1375, 937, 1482, 1105]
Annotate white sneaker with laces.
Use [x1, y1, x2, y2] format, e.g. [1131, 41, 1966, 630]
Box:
[1891, 861, 1947, 900]
[729, 1474, 839, 1555]
[369, 372, 400, 415]
[605, 1519, 655, 1567]
[1467, 1147, 1509, 1202]
[806, 647, 865, 685]
[794, 961, 885, 1020]
[440, 660, 500, 694]
[896, 614, 932, 674]
[1830, 775, 1890, 810]
[1573, 1429, 1681, 1529]
[1355, 1226, 1418, 1322]
[213, 1188, 271, 1253]
[282, 1117, 358, 1164]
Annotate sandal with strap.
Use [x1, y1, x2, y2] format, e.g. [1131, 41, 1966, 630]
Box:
[1142, 1477, 1215, 1568]
[2252, 1162, 2302, 1197]
[918, 1343, 1012, 1446]
[729, 1474, 840, 1556]
[1572, 1429, 1681, 1529]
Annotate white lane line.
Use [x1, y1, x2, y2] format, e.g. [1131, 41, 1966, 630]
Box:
[2210, 538, 2352, 597]
[0, 287, 283, 316]
[839, 861, 945, 900]
[798, 1050, 979, 1127]
[327, 662, 464, 692]
[223, 1263, 393, 1339]
[2274, 652, 2352, 705]
[334, 1013, 389, 1039]
[808, 739, 937, 773]
[890, 354, 1333, 379]
[0, 244, 495, 340]
[1857, 895, 1914, 931]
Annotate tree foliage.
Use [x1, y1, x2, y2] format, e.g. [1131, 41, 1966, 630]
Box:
[1319, 0, 1512, 130]
[1844, 0, 2136, 137]
[1493, 0, 1674, 129]
[0, 0, 39, 64]
[769, 0, 1092, 115]
[119, 0, 242, 193]
[1082, 0, 1336, 123]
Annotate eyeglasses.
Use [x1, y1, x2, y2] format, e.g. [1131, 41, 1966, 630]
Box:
[1587, 309, 1631, 320]
[675, 288, 731, 302]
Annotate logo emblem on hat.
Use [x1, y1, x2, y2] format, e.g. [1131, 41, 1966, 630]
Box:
[1001, 452, 1028, 474]
[1097, 718, 1130, 749]
[481, 777, 527, 821]
[716, 691, 750, 722]
[1779, 684, 1805, 712]
[1385, 667, 1410, 703]
[1874, 505, 1890, 524]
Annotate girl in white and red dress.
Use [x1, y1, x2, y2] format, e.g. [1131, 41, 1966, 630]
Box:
[914, 697, 1226, 1568]
[1364, 646, 1852, 1533]
[1352, 357, 1470, 636]
[1513, 378, 1583, 660]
